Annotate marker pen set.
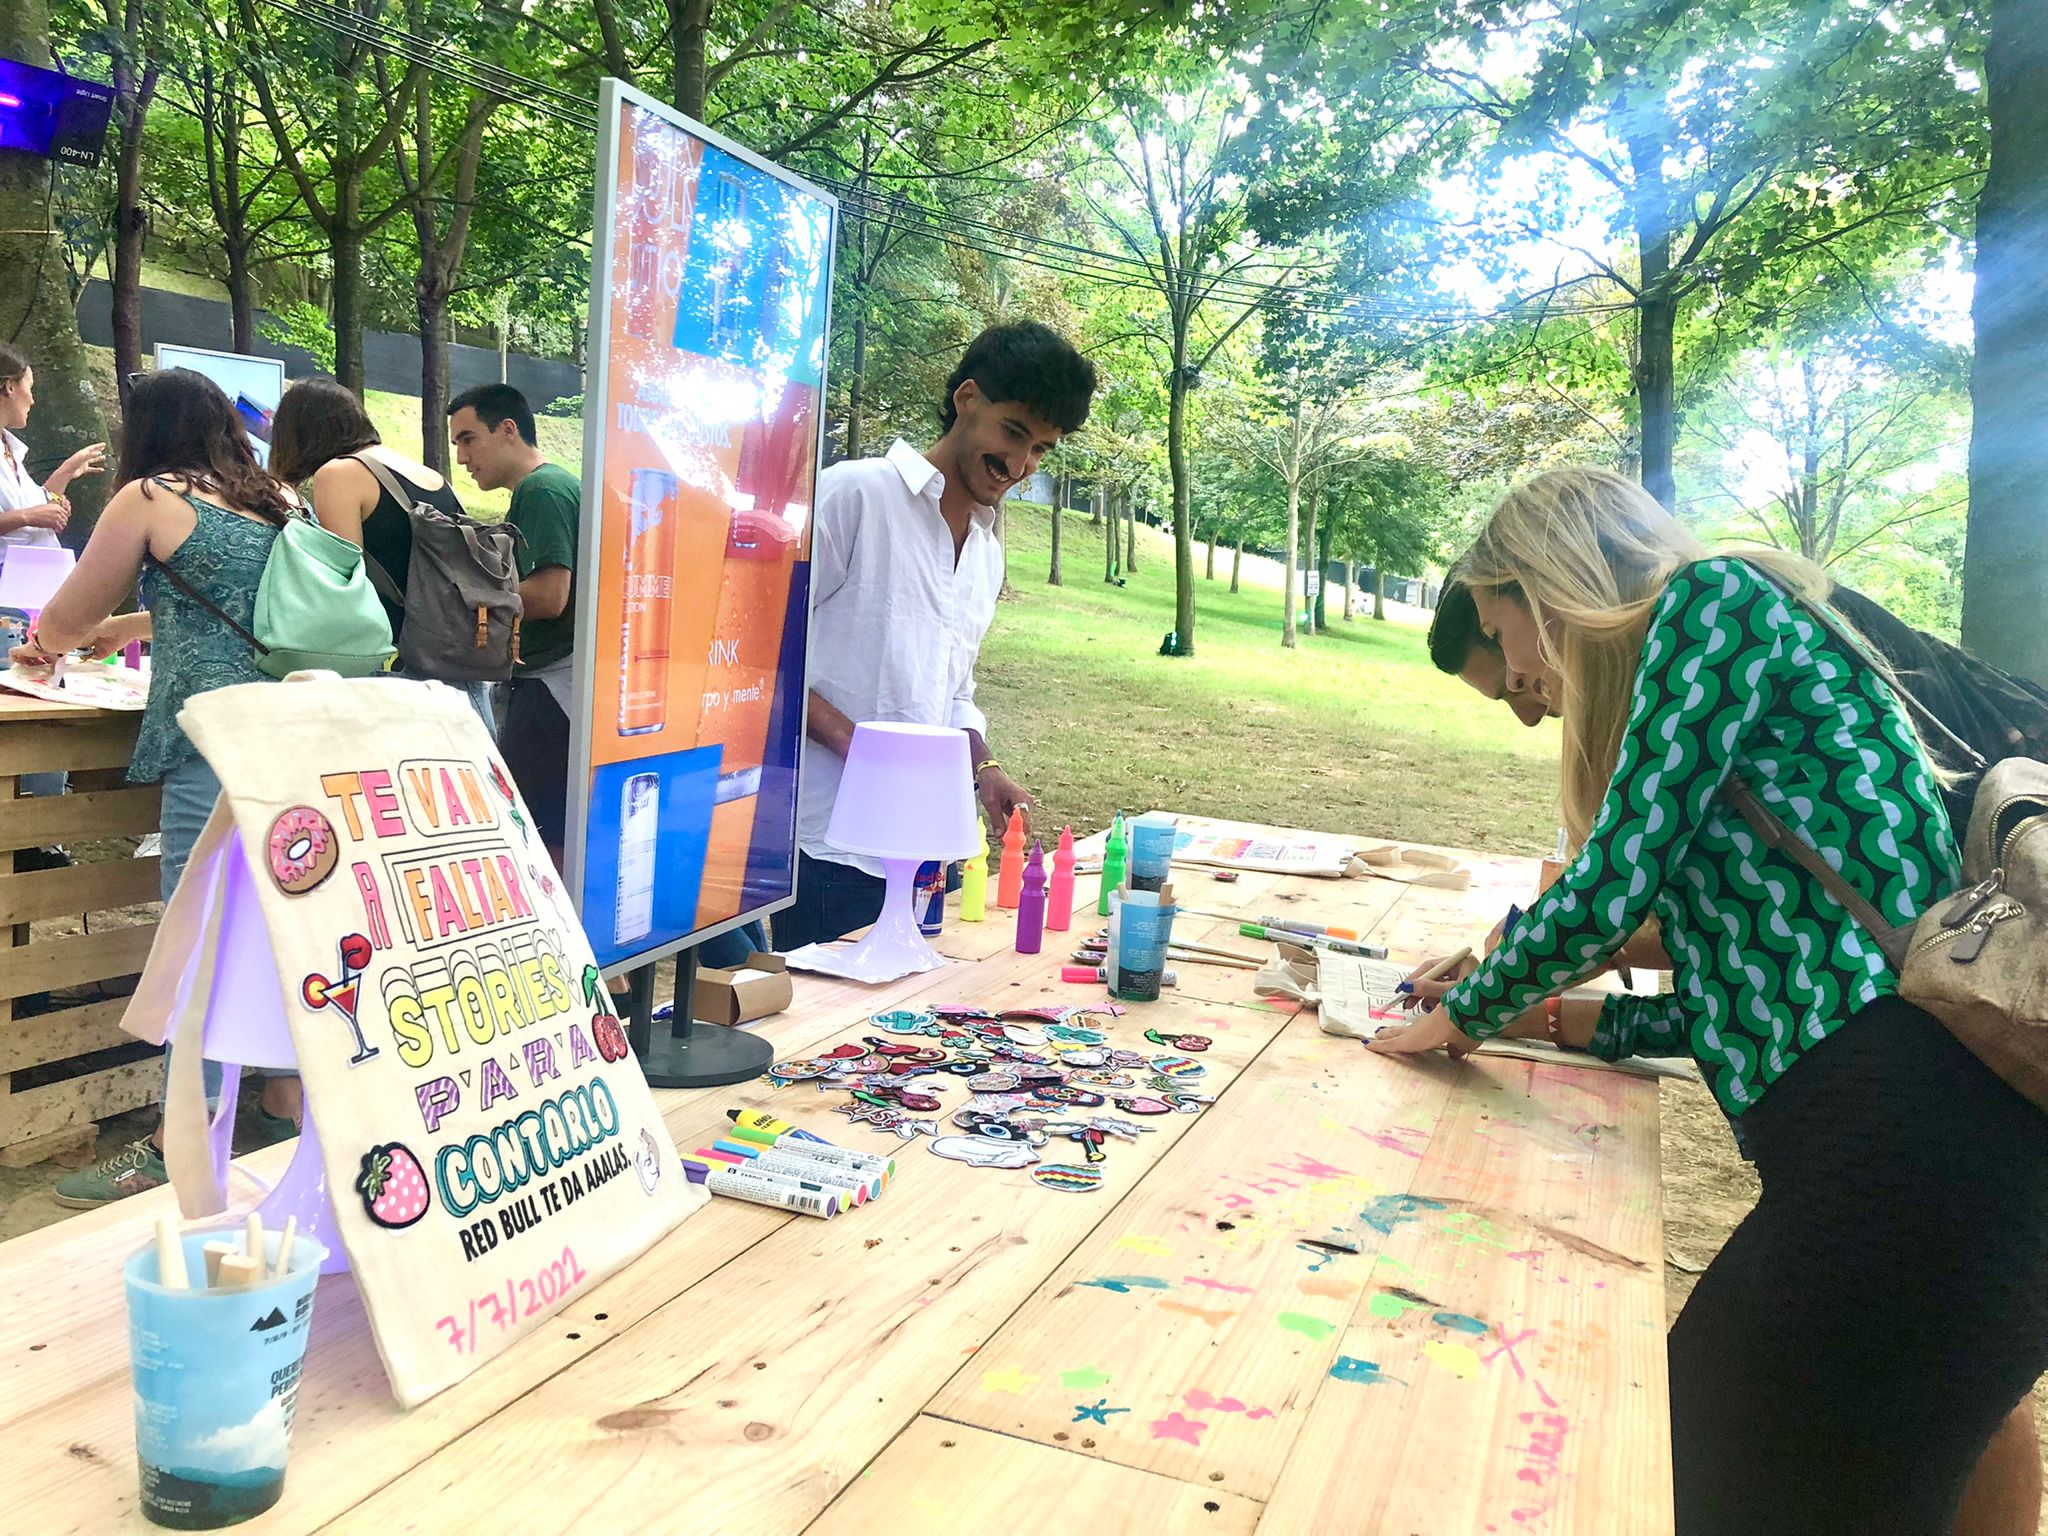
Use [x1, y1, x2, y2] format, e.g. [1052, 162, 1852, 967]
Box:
[681, 1109, 898, 1219]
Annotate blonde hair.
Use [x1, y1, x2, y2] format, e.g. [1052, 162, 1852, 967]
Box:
[1454, 467, 1831, 848]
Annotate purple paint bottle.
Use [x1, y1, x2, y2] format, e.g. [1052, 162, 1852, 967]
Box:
[1016, 841, 1049, 955]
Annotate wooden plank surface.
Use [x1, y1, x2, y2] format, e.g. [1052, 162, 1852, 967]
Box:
[805, 1418, 1264, 1535]
[0, 716, 142, 777]
[0, 1057, 164, 1142]
[0, 923, 155, 1003]
[0, 787, 161, 853]
[0, 996, 135, 1073]
[0, 819, 1670, 1535]
[0, 857, 160, 925]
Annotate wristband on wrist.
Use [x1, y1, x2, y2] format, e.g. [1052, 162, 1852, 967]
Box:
[1543, 995, 1565, 1044]
[973, 757, 1001, 779]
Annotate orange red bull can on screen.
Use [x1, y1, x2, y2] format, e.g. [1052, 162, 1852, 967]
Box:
[620, 466, 679, 736]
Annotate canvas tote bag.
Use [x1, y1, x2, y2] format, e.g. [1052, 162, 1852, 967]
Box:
[124, 673, 703, 1406]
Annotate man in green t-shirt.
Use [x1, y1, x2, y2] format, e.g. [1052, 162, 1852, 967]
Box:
[449, 383, 581, 866]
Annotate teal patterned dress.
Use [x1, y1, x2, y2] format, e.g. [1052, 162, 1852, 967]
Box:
[130, 487, 280, 784]
[1443, 557, 1961, 1115]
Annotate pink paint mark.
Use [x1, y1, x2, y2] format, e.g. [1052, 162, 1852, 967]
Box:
[1183, 1276, 1256, 1294]
[1244, 1406, 1274, 1420]
[1485, 1325, 1538, 1383]
[1151, 1411, 1208, 1446]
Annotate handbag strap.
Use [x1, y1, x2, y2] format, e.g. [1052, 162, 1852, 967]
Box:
[348, 454, 413, 611]
[144, 552, 271, 657]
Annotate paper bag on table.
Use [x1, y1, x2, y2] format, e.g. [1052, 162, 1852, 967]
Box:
[121, 676, 704, 1407]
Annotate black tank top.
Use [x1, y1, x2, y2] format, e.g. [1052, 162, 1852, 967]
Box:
[355, 457, 466, 637]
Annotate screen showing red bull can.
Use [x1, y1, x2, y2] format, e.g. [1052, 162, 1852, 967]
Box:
[569, 81, 833, 973]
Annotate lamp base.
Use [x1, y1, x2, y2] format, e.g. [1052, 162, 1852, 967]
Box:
[784, 855, 949, 984]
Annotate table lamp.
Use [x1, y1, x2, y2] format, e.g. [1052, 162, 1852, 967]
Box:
[823, 721, 983, 980]
[0, 544, 75, 624]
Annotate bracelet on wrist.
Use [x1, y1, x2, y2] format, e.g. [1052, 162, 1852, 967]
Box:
[1543, 995, 1565, 1044]
[973, 757, 1001, 780]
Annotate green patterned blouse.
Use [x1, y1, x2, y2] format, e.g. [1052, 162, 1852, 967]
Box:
[1444, 557, 1960, 1115]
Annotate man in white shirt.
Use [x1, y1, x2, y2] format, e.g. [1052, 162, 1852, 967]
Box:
[777, 321, 1097, 949]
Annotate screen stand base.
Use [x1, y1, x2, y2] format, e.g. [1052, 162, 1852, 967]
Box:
[622, 949, 775, 1089]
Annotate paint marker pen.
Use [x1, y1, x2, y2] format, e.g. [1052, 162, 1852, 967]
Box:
[711, 1139, 882, 1202]
[696, 1146, 867, 1205]
[1257, 914, 1361, 941]
[1061, 964, 1178, 986]
[725, 1110, 897, 1181]
[1238, 923, 1387, 959]
[682, 1159, 842, 1218]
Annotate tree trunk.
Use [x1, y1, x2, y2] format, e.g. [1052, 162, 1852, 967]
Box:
[1048, 475, 1064, 585]
[1104, 488, 1118, 582]
[1626, 121, 1678, 510]
[1230, 538, 1243, 594]
[1166, 365, 1192, 653]
[1341, 559, 1354, 621]
[671, 0, 713, 118]
[1963, 0, 2048, 681]
[1373, 566, 1388, 620]
[1125, 487, 1138, 573]
[109, 38, 160, 406]
[1281, 476, 1301, 649]
[1204, 525, 1216, 579]
[0, 0, 109, 539]
[418, 291, 450, 473]
[225, 244, 256, 353]
[1305, 488, 1325, 634]
[1089, 489, 1102, 525]
[844, 308, 867, 461]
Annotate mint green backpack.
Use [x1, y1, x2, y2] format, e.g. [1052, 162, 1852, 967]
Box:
[149, 505, 396, 678]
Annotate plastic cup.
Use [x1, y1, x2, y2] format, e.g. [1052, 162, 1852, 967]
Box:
[1126, 813, 1177, 892]
[1108, 890, 1177, 1002]
[124, 1228, 328, 1529]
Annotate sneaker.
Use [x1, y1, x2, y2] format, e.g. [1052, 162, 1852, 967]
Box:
[53, 1137, 168, 1209]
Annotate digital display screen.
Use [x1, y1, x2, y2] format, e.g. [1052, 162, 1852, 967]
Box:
[568, 84, 833, 974]
[155, 345, 286, 470]
[0, 57, 114, 166]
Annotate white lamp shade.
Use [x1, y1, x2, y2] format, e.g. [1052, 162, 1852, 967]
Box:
[0, 545, 75, 614]
[825, 721, 981, 862]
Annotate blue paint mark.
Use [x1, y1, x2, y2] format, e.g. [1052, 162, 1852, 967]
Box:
[1329, 1355, 1405, 1386]
[1077, 1275, 1172, 1294]
[1432, 1312, 1489, 1335]
[1358, 1195, 1448, 1236]
[1072, 1398, 1131, 1424]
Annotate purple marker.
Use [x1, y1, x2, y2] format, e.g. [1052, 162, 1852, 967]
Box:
[1017, 840, 1048, 955]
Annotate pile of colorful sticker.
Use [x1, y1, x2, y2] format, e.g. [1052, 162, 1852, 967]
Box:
[766, 1007, 1216, 1192]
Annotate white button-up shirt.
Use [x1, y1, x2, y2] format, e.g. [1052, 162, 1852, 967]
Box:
[799, 438, 1001, 874]
[0, 431, 61, 563]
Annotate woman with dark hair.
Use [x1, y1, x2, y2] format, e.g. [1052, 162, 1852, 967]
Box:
[0, 342, 104, 558]
[270, 376, 493, 728]
[11, 368, 304, 1203]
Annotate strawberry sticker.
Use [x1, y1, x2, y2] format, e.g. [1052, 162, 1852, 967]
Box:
[356, 1143, 431, 1229]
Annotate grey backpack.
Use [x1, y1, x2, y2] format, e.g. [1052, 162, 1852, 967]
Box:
[353, 456, 524, 683]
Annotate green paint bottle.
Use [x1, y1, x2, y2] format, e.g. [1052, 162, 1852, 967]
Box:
[1098, 811, 1128, 917]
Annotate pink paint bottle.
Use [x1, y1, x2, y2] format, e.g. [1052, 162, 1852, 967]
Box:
[1047, 826, 1077, 932]
[1016, 840, 1048, 955]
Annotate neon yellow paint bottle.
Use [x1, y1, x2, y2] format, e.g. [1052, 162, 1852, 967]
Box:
[960, 826, 989, 921]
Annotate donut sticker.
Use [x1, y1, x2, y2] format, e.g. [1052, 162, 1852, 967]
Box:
[267, 806, 339, 894]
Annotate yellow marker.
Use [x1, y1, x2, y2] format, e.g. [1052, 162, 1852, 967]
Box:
[960, 829, 988, 922]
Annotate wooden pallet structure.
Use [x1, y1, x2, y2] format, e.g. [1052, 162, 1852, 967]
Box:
[0, 698, 161, 1166]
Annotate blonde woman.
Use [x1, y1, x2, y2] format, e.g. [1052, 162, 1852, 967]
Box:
[1372, 468, 2048, 1534]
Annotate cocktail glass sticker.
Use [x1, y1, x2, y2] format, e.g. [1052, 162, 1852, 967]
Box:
[302, 933, 378, 1064]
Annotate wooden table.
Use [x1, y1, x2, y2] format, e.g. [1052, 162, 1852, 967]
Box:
[0, 816, 1672, 1533]
[0, 692, 160, 1164]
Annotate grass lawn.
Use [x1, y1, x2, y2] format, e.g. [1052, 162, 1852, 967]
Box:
[976, 502, 1563, 855]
